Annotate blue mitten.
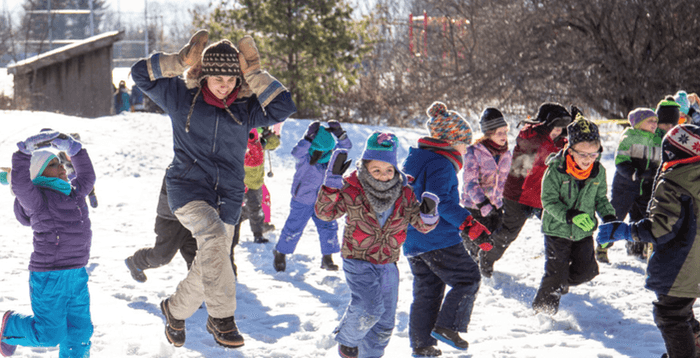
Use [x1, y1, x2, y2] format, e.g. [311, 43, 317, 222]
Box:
[17, 130, 60, 154]
[51, 133, 82, 157]
[419, 191, 440, 225]
[597, 221, 632, 245]
[323, 149, 350, 189]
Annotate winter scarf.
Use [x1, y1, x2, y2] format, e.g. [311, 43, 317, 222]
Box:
[201, 84, 240, 108]
[357, 163, 403, 213]
[565, 153, 593, 180]
[480, 138, 508, 158]
[417, 137, 464, 171]
[32, 176, 72, 196]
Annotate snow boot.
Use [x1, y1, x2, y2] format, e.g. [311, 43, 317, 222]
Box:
[338, 344, 358, 358]
[273, 250, 286, 272]
[412, 346, 442, 357]
[1, 311, 17, 357]
[478, 253, 494, 278]
[595, 244, 610, 263]
[321, 254, 339, 271]
[125, 256, 147, 283]
[430, 326, 469, 350]
[261, 222, 275, 233]
[160, 299, 185, 347]
[206, 315, 244, 348]
[253, 233, 269, 244]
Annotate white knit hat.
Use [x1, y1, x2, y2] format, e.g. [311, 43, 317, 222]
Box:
[30, 149, 58, 181]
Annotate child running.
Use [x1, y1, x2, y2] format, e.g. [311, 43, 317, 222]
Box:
[532, 114, 616, 314]
[315, 131, 439, 358]
[597, 124, 700, 358]
[274, 120, 352, 272]
[461, 107, 512, 259]
[1, 131, 95, 357]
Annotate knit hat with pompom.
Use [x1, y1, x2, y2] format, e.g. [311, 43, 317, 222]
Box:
[425, 101, 473, 144]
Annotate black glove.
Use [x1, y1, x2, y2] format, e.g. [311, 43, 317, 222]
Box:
[309, 150, 325, 165]
[327, 120, 346, 139]
[304, 121, 321, 142]
[330, 150, 352, 176]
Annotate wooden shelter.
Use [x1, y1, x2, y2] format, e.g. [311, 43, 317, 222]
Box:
[7, 31, 124, 118]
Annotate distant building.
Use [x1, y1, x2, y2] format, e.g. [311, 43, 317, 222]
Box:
[7, 31, 124, 118]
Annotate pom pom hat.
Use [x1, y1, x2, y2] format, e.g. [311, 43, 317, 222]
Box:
[30, 149, 58, 181]
[425, 101, 473, 144]
[361, 132, 399, 168]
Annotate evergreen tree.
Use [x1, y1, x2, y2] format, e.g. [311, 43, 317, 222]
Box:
[195, 0, 372, 118]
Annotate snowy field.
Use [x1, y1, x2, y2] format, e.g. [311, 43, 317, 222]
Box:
[0, 110, 673, 357]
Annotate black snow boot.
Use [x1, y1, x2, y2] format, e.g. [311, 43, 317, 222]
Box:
[160, 299, 185, 347]
[412, 346, 442, 357]
[206, 315, 244, 348]
[253, 233, 269, 244]
[338, 344, 358, 358]
[125, 256, 147, 283]
[431, 326, 469, 350]
[321, 254, 339, 271]
[273, 250, 286, 272]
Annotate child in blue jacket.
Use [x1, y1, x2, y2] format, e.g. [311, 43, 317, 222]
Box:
[273, 121, 352, 272]
[1, 131, 94, 358]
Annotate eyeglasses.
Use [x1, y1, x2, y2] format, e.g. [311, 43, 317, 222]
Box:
[570, 148, 600, 159]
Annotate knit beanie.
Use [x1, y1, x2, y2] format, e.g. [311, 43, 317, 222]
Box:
[567, 114, 600, 147]
[361, 132, 399, 168]
[656, 98, 681, 126]
[308, 127, 336, 164]
[30, 149, 58, 181]
[201, 39, 242, 79]
[425, 101, 473, 144]
[480, 108, 507, 133]
[662, 124, 700, 162]
[674, 91, 690, 115]
[628, 108, 657, 129]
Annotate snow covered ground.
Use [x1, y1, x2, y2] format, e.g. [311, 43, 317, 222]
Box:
[0, 110, 673, 357]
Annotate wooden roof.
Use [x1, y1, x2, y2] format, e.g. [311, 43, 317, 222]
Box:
[7, 31, 124, 76]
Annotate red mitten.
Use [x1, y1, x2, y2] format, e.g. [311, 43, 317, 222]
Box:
[459, 216, 494, 251]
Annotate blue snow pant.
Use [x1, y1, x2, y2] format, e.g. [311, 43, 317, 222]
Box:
[275, 199, 339, 255]
[407, 243, 481, 349]
[4, 268, 93, 358]
[335, 259, 399, 358]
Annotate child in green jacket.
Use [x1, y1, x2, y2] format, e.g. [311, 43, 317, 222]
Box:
[532, 114, 617, 315]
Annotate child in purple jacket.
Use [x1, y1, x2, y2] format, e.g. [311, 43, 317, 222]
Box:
[1, 131, 95, 357]
[460, 108, 512, 271]
[273, 120, 352, 272]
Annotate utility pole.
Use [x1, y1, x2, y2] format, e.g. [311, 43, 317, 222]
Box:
[144, 0, 149, 56]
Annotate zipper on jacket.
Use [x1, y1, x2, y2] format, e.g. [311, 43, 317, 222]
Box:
[212, 114, 220, 153]
[214, 163, 220, 190]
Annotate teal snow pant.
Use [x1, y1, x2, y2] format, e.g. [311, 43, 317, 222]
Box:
[3, 268, 92, 357]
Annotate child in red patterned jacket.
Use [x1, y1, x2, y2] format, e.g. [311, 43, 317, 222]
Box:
[315, 131, 439, 358]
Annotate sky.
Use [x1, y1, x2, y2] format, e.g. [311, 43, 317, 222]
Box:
[0, 105, 680, 357]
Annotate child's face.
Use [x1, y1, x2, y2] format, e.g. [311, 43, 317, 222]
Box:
[569, 141, 600, 170]
[658, 123, 674, 133]
[42, 158, 68, 181]
[638, 117, 658, 133]
[366, 160, 395, 182]
[206, 75, 238, 100]
[489, 126, 509, 146]
[549, 126, 564, 140]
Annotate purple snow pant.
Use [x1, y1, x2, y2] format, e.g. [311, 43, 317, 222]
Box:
[275, 199, 339, 255]
[335, 258, 399, 358]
